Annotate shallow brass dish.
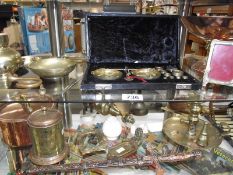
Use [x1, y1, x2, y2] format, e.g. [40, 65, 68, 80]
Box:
[131, 68, 161, 80]
[91, 68, 123, 80]
[27, 57, 76, 78]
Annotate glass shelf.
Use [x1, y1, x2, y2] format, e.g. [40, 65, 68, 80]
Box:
[1, 86, 233, 103]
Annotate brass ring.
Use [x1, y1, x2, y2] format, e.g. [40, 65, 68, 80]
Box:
[15, 78, 42, 89]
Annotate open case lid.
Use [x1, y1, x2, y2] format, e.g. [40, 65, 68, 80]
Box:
[86, 14, 180, 66]
[203, 39, 233, 87]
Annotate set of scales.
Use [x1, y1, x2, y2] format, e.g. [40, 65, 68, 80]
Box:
[163, 16, 233, 149]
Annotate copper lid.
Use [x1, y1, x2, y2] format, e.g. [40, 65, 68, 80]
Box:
[28, 107, 62, 128]
[0, 103, 29, 122]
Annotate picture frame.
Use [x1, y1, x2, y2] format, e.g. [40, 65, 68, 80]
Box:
[203, 39, 233, 88]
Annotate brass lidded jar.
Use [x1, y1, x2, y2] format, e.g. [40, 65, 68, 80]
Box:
[27, 107, 68, 165]
[0, 33, 23, 74]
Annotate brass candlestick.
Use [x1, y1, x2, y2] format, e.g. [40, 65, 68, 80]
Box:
[163, 102, 222, 149]
[188, 102, 202, 136]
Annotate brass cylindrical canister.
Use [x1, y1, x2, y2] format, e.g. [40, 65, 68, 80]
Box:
[28, 107, 68, 165]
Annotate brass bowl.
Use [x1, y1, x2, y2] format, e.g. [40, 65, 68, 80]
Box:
[131, 68, 161, 80]
[27, 57, 76, 78]
[91, 68, 123, 80]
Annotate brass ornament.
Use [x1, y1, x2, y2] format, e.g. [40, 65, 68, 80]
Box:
[76, 129, 107, 157]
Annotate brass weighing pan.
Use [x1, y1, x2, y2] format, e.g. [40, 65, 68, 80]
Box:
[27, 57, 76, 78]
[130, 68, 161, 80]
[91, 68, 123, 80]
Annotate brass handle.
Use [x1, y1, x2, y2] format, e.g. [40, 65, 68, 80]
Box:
[19, 95, 33, 113]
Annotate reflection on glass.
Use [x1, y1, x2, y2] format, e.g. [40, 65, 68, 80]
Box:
[181, 16, 233, 41]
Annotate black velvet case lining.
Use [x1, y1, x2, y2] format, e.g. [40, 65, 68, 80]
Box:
[81, 14, 201, 90]
[87, 14, 179, 66]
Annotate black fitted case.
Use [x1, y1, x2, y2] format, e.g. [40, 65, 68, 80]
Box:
[81, 13, 201, 91]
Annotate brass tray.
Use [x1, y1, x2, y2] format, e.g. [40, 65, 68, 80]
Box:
[163, 116, 222, 149]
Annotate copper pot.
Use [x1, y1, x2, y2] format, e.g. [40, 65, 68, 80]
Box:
[0, 103, 32, 148]
[0, 92, 55, 148]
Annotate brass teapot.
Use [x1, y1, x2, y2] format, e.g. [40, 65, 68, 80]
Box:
[0, 33, 23, 74]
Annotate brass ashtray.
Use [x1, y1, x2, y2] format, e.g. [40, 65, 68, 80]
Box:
[91, 68, 123, 80]
[131, 68, 161, 80]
